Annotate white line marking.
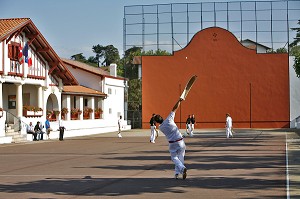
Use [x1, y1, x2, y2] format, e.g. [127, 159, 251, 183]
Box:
[286, 132, 290, 199]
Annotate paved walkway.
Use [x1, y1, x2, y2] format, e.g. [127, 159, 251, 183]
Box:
[0, 128, 299, 199]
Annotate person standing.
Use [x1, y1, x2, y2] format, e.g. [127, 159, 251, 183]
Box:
[225, 113, 233, 138]
[190, 114, 196, 137]
[154, 98, 187, 180]
[45, 117, 53, 140]
[59, 120, 66, 141]
[149, 113, 157, 143]
[184, 115, 191, 137]
[118, 116, 123, 138]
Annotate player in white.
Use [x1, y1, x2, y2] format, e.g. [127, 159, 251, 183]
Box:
[118, 115, 123, 138]
[225, 113, 233, 138]
[190, 114, 195, 137]
[154, 98, 187, 180]
[149, 113, 157, 143]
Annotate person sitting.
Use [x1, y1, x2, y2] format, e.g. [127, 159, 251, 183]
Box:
[27, 122, 38, 141]
[34, 121, 45, 140]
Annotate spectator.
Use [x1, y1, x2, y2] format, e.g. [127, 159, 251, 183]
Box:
[34, 121, 44, 140]
[45, 117, 52, 140]
[58, 120, 66, 141]
[27, 122, 38, 141]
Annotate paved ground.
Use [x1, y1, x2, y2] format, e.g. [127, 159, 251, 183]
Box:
[0, 128, 299, 199]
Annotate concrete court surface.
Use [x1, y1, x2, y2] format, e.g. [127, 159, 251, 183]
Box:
[0, 128, 299, 199]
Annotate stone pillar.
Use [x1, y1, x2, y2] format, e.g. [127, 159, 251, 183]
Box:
[79, 96, 83, 120]
[91, 97, 95, 120]
[66, 95, 71, 121]
[0, 82, 2, 109]
[37, 85, 43, 111]
[15, 83, 23, 117]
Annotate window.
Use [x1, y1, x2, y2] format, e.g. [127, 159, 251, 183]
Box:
[109, 108, 112, 114]
[84, 99, 88, 106]
[8, 42, 20, 61]
[108, 88, 112, 94]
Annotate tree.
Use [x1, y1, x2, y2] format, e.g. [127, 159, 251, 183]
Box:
[70, 53, 86, 62]
[92, 44, 120, 67]
[128, 79, 142, 111]
[103, 45, 120, 66]
[290, 20, 300, 47]
[290, 20, 300, 77]
[92, 44, 105, 67]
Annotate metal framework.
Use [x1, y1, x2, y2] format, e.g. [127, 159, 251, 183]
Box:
[124, 0, 300, 53]
[123, 0, 300, 128]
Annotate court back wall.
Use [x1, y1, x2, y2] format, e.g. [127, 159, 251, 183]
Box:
[141, 27, 289, 129]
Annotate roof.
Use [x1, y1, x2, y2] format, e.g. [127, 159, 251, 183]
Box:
[62, 58, 126, 80]
[0, 18, 78, 85]
[63, 85, 107, 97]
[241, 39, 271, 50]
[61, 58, 110, 76]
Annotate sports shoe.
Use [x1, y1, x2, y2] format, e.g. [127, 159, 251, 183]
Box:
[118, 134, 122, 138]
[182, 168, 187, 180]
[175, 174, 179, 179]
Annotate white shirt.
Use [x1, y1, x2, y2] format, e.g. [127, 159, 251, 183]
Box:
[118, 118, 122, 128]
[226, 116, 232, 128]
[27, 124, 34, 132]
[159, 111, 183, 142]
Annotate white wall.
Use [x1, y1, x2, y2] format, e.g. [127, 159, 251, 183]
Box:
[103, 77, 125, 122]
[289, 56, 300, 128]
[67, 66, 102, 91]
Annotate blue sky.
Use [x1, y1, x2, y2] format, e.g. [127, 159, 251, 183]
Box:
[0, 0, 298, 59]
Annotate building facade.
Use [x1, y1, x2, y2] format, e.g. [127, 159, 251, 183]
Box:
[0, 18, 129, 144]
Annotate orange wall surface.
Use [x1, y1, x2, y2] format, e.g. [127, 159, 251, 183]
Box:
[141, 27, 289, 129]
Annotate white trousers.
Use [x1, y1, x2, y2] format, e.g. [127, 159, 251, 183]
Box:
[150, 126, 157, 142]
[226, 127, 233, 138]
[169, 140, 186, 175]
[190, 123, 194, 137]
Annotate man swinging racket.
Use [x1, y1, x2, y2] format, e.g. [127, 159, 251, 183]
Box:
[154, 75, 197, 180]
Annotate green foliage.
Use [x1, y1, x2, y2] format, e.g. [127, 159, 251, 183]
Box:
[290, 45, 300, 56]
[141, 49, 171, 56]
[128, 79, 142, 111]
[267, 47, 287, 53]
[92, 44, 120, 67]
[290, 20, 300, 48]
[293, 52, 300, 78]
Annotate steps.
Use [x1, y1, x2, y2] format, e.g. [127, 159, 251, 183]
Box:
[5, 125, 28, 143]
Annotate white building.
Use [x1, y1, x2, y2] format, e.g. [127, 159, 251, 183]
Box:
[0, 18, 130, 144]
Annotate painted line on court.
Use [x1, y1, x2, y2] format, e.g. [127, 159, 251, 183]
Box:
[286, 132, 290, 199]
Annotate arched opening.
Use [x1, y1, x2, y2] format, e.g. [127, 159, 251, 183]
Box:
[46, 94, 59, 121]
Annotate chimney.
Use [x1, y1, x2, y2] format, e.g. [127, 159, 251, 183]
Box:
[109, 63, 117, 77]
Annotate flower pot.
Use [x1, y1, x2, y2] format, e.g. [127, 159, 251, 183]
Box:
[35, 111, 43, 116]
[71, 113, 79, 120]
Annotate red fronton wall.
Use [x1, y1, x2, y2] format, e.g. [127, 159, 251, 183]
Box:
[141, 27, 289, 129]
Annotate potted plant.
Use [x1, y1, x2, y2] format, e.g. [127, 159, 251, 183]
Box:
[35, 107, 43, 116]
[61, 107, 69, 114]
[83, 107, 93, 119]
[53, 110, 60, 116]
[23, 106, 35, 117]
[94, 107, 103, 119]
[71, 108, 82, 120]
[61, 107, 68, 120]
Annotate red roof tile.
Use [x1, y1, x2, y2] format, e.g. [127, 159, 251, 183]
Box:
[0, 18, 30, 40]
[63, 85, 106, 97]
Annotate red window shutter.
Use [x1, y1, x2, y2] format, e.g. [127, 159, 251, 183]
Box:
[13, 45, 18, 60]
[8, 44, 13, 59]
